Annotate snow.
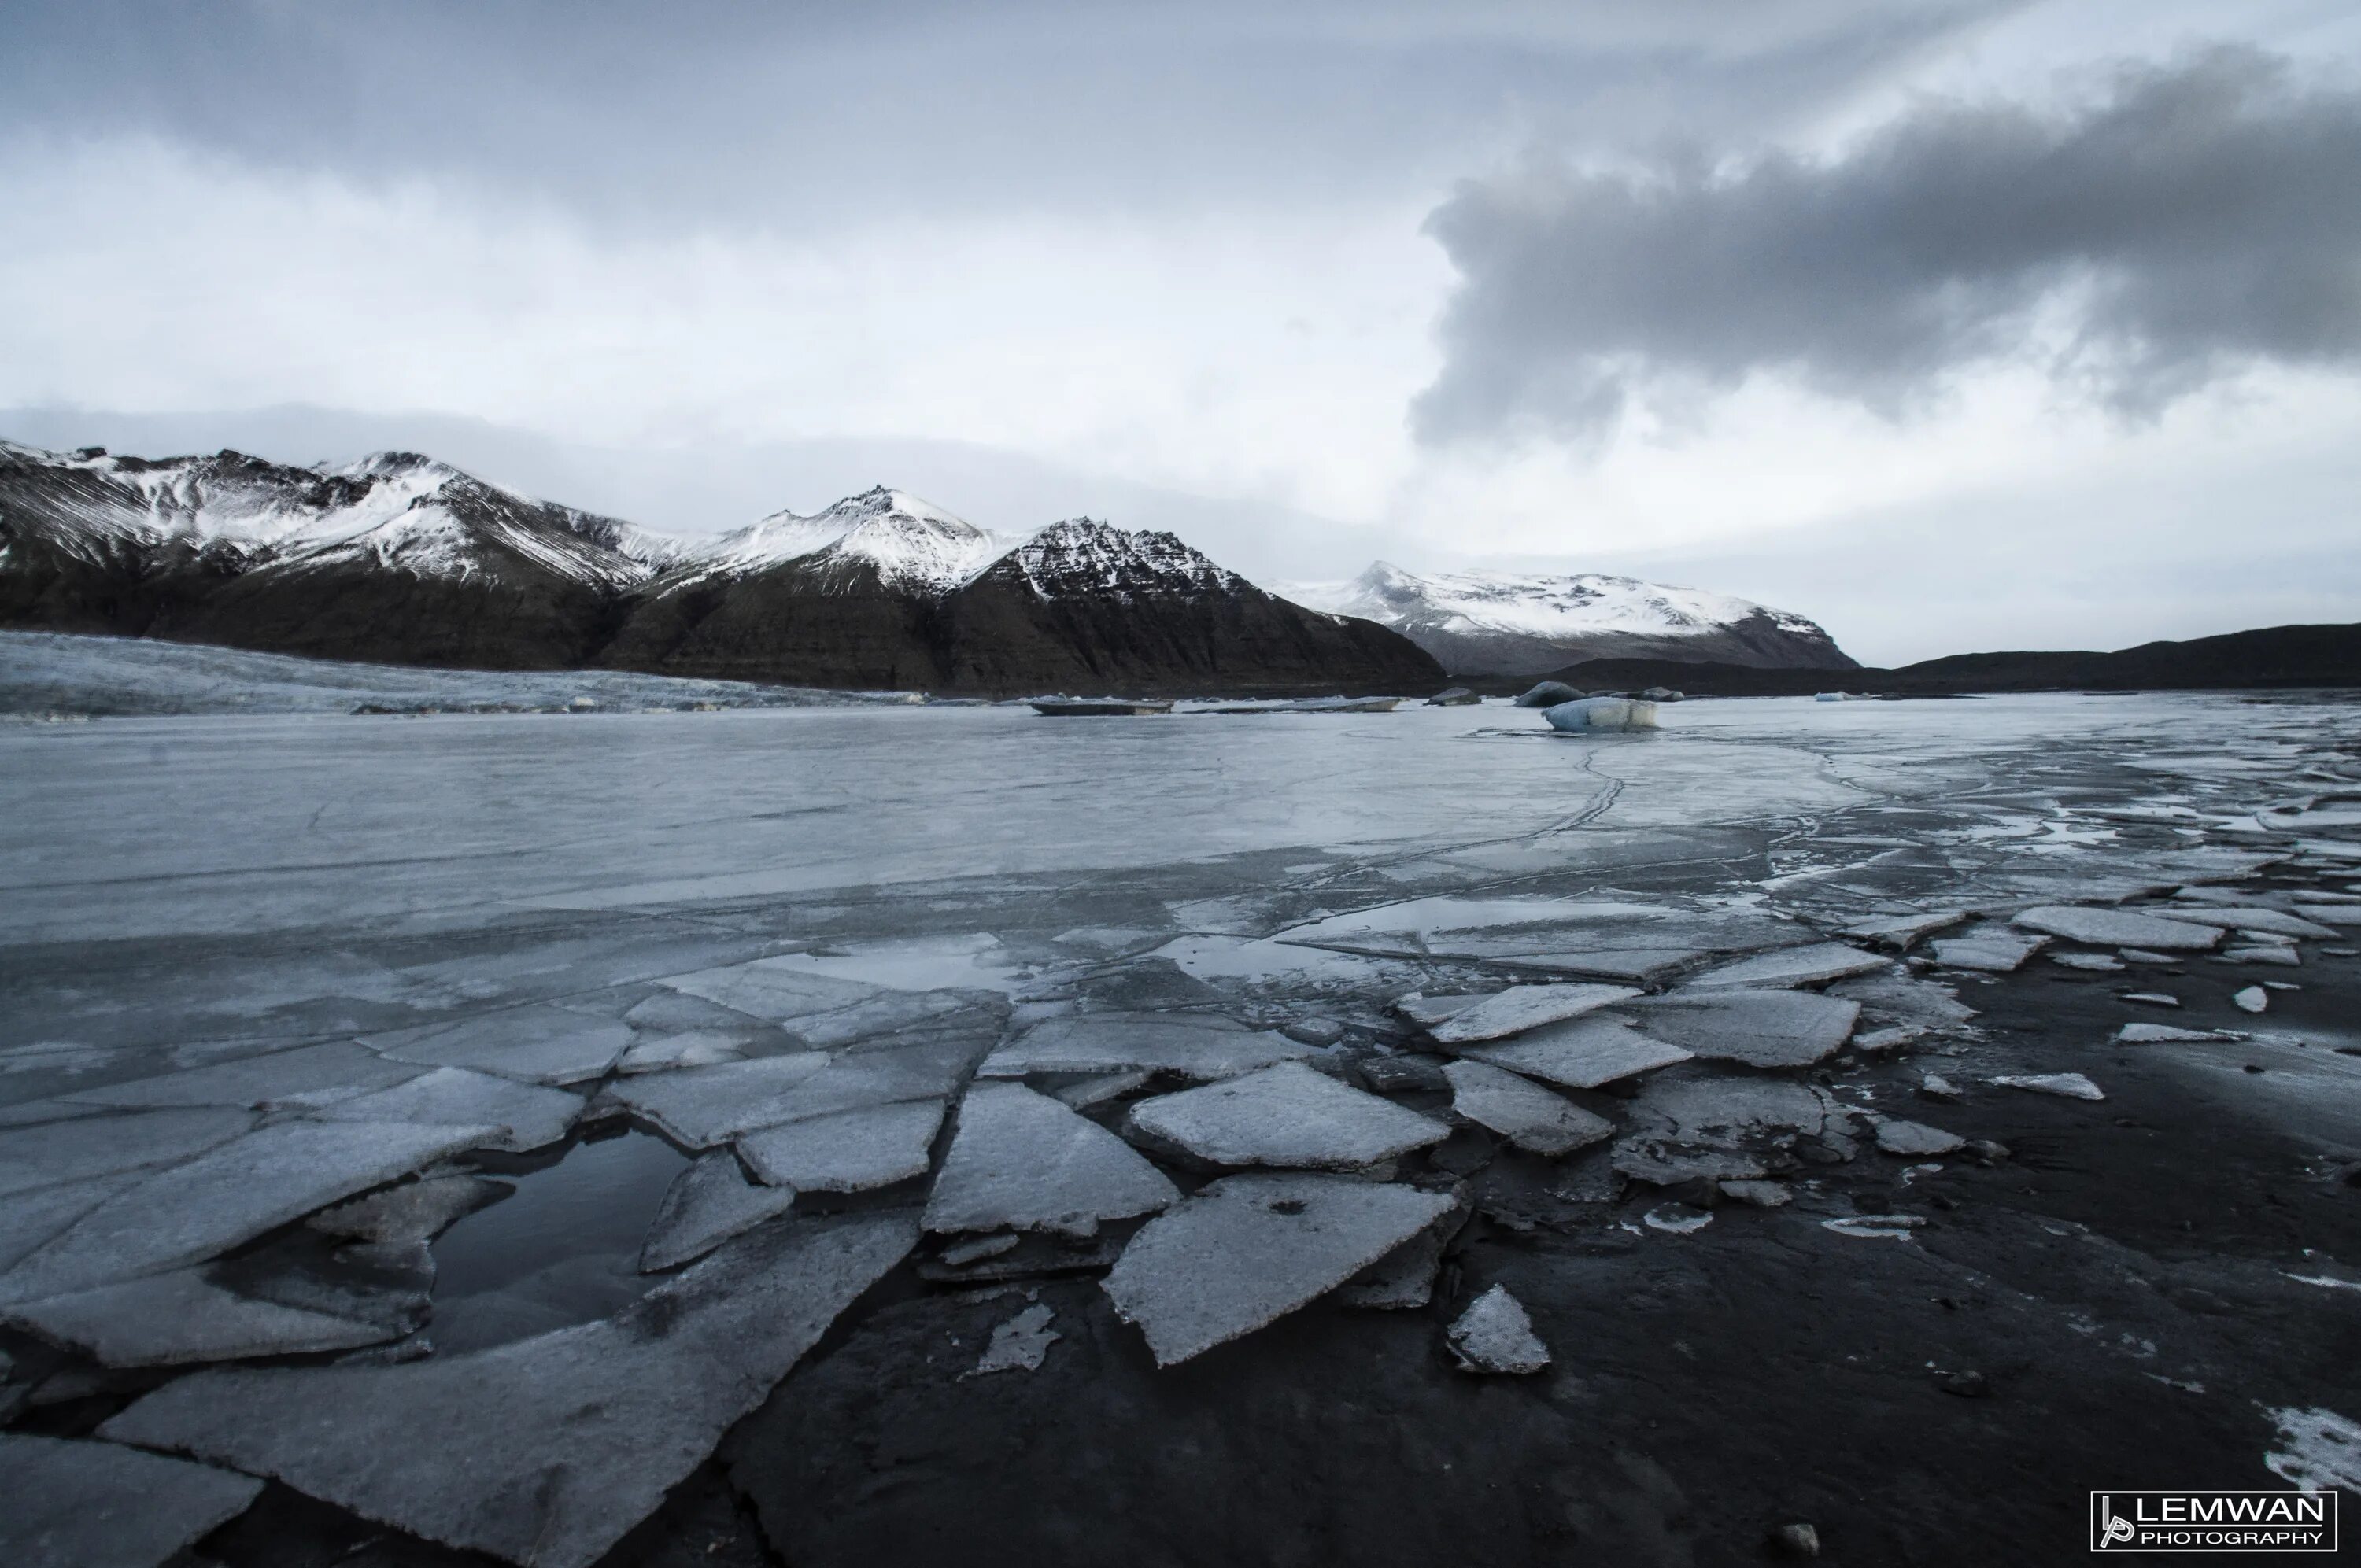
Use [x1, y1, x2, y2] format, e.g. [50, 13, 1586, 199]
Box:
[678, 485, 1012, 592]
[1284, 559, 1825, 642]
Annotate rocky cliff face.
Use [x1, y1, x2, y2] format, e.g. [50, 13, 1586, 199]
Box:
[0, 443, 1439, 695]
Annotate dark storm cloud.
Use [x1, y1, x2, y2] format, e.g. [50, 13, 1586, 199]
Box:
[1413, 47, 2361, 441]
[1, 0, 2003, 224]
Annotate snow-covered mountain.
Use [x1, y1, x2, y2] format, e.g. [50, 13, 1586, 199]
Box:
[0, 441, 1440, 694]
[674, 485, 1011, 593]
[1283, 561, 1855, 675]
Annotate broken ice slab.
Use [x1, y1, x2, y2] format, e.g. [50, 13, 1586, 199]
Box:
[1838, 910, 1970, 950]
[1439, 1060, 1613, 1157]
[0, 1105, 253, 1201]
[1050, 1068, 1154, 1110]
[978, 1011, 1311, 1083]
[922, 1082, 1178, 1237]
[1644, 1204, 1713, 1234]
[1928, 926, 2049, 972]
[1487, 948, 1712, 983]
[1873, 1120, 1966, 1157]
[1424, 983, 1641, 1044]
[2149, 906, 2339, 939]
[2116, 1023, 2241, 1043]
[1126, 1061, 1450, 1171]
[1543, 695, 1657, 732]
[2222, 945, 2302, 966]
[61, 1040, 423, 1112]
[1719, 1179, 1792, 1207]
[1333, 1187, 1469, 1310]
[660, 957, 972, 1046]
[0, 1120, 501, 1305]
[2, 1267, 396, 1367]
[2011, 906, 2222, 951]
[1628, 1073, 1833, 1143]
[615, 1031, 748, 1075]
[1823, 1215, 1925, 1241]
[968, 1301, 1059, 1376]
[1445, 1284, 1550, 1374]
[1990, 1072, 2106, 1101]
[736, 1099, 944, 1192]
[0, 1432, 262, 1568]
[101, 1212, 918, 1568]
[2051, 951, 2126, 972]
[1457, 1014, 1692, 1090]
[600, 1052, 831, 1146]
[1100, 1173, 1455, 1365]
[1394, 992, 1486, 1029]
[2234, 986, 2270, 1013]
[638, 1153, 796, 1273]
[0, 1171, 144, 1275]
[1627, 991, 1860, 1068]
[1827, 969, 1978, 1032]
[1680, 943, 1887, 992]
[1274, 897, 1803, 972]
[309, 1173, 508, 1245]
[2123, 991, 2180, 1007]
[365, 1005, 634, 1086]
[315, 1066, 585, 1153]
[2289, 904, 2361, 926]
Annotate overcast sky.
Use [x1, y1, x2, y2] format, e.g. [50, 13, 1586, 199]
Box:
[6, 0, 2359, 663]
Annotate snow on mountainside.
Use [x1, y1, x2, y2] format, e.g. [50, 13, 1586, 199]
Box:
[678, 485, 1011, 592]
[0, 440, 678, 586]
[1282, 561, 1855, 674]
[1011, 518, 1247, 600]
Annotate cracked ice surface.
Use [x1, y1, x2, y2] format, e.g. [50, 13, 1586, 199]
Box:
[103, 1214, 918, 1568]
[0, 1431, 263, 1568]
[5, 691, 2361, 1559]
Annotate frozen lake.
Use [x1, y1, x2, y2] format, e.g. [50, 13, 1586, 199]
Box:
[3, 688, 2359, 1567]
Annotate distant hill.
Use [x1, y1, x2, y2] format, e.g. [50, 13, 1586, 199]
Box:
[1488, 622, 2361, 697]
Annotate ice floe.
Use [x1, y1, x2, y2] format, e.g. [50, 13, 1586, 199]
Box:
[0, 1431, 261, 1568]
[317, 1066, 583, 1153]
[978, 1011, 1310, 1082]
[1874, 1120, 1966, 1157]
[2, 1267, 396, 1367]
[1628, 991, 1860, 1068]
[637, 1153, 796, 1272]
[736, 1099, 945, 1191]
[1126, 1061, 1450, 1170]
[367, 1005, 634, 1085]
[1680, 942, 1886, 991]
[1990, 1073, 2106, 1101]
[1928, 926, 2049, 972]
[1439, 1060, 1614, 1156]
[2011, 906, 2220, 950]
[922, 1082, 1178, 1237]
[1454, 1015, 1694, 1090]
[1100, 1173, 1454, 1365]
[1445, 1284, 1550, 1373]
[101, 1213, 918, 1568]
[1424, 982, 1640, 1044]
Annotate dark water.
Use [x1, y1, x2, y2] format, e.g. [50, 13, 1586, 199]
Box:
[429, 1127, 690, 1353]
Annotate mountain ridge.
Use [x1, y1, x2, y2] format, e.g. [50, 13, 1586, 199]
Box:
[0, 441, 1440, 695]
[1284, 559, 1855, 675]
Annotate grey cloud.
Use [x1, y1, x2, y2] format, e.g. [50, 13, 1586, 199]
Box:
[2, 0, 2001, 225]
[1412, 47, 2361, 441]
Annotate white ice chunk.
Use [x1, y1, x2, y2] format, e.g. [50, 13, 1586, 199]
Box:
[968, 1301, 1059, 1376]
[1929, 926, 2049, 972]
[1873, 1120, 1966, 1157]
[1681, 942, 1886, 991]
[1543, 696, 1657, 732]
[599, 1052, 832, 1146]
[1425, 983, 1641, 1044]
[1445, 1284, 1550, 1374]
[316, 1067, 583, 1153]
[2, 1267, 395, 1367]
[1990, 1073, 2106, 1101]
[2051, 952, 2126, 972]
[2151, 906, 2338, 939]
[1439, 1060, 1613, 1156]
[638, 1153, 796, 1272]
[1839, 911, 1970, 949]
[1127, 1061, 1450, 1170]
[922, 1082, 1178, 1236]
[0, 1432, 261, 1568]
[2115, 1023, 2240, 1043]
[2233, 986, 2269, 1013]
[0, 1120, 501, 1304]
[1628, 991, 1860, 1068]
[2263, 1406, 2361, 1494]
[100, 1214, 918, 1568]
[979, 1011, 1310, 1082]
[1101, 1173, 1454, 1365]
[735, 1100, 945, 1192]
[2012, 906, 2221, 950]
[1456, 1014, 1693, 1090]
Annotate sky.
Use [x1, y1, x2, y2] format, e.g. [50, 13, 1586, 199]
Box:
[4, 0, 2359, 664]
